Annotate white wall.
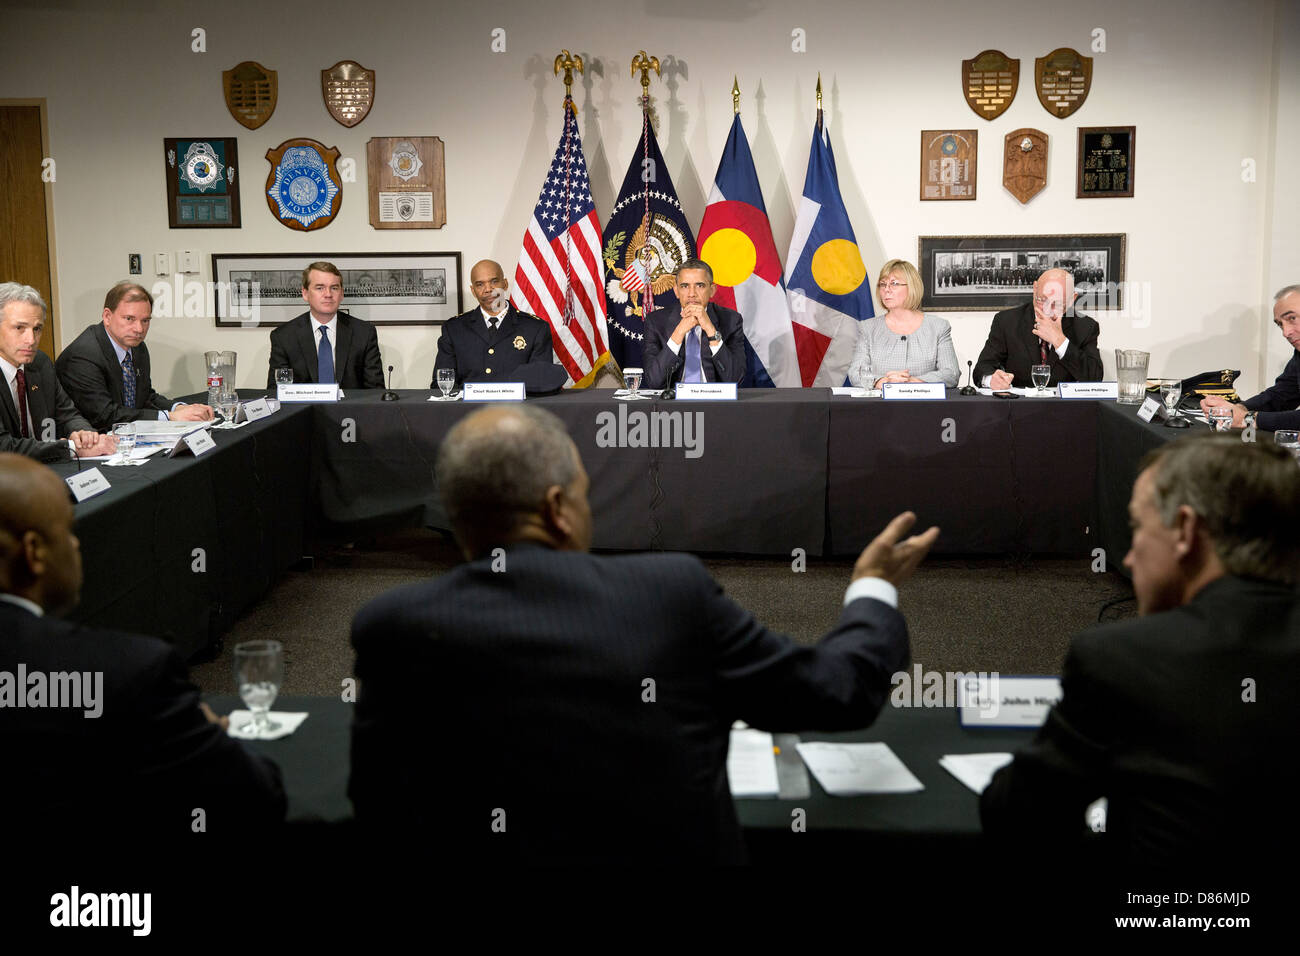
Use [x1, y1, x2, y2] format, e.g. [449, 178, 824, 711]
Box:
[0, 0, 1293, 395]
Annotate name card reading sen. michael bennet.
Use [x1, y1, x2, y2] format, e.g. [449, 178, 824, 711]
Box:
[1057, 381, 1119, 400]
[278, 383, 341, 402]
[462, 382, 525, 402]
[675, 382, 737, 400]
[882, 382, 946, 400]
[65, 468, 111, 502]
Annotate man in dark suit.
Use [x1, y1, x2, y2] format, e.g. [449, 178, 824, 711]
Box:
[266, 261, 385, 389]
[1200, 284, 1300, 430]
[431, 258, 564, 392]
[349, 404, 938, 863]
[56, 281, 213, 430]
[642, 258, 747, 390]
[0, 452, 286, 841]
[0, 282, 115, 463]
[974, 268, 1103, 389]
[981, 435, 1300, 872]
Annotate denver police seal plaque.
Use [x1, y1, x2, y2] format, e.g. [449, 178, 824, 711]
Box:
[180, 142, 223, 192]
[388, 141, 423, 181]
[264, 139, 342, 231]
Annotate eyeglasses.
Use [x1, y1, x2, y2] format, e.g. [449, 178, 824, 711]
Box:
[877, 280, 908, 290]
[1033, 296, 1065, 310]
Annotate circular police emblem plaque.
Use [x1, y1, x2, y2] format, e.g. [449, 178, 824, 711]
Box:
[388, 141, 423, 182]
[181, 142, 224, 192]
[264, 139, 342, 231]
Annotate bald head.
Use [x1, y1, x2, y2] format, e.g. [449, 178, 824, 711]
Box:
[0, 453, 82, 613]
[435, 405, 590, 558]
[1033, 268, 1075, 319]
[469, 259, 510, 313]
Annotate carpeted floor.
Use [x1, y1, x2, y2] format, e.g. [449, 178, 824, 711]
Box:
[190, 529, 1137, 696]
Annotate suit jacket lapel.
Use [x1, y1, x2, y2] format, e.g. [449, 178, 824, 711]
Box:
[0, 371, 18, 432]
[296, 315, 320, 382]
[25, 363, 50, 427]
[93, 325, 126, 405]
[334, 315, 353, 383]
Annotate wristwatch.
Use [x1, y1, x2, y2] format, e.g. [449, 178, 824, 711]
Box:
[1244, 412, 1257, 429]
[706, 330, 722, 344]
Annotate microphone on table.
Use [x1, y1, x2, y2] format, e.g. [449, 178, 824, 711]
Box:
[660, 357, 684, 400]
[382, 365, 400, 402]
[959, 359, 978, 396]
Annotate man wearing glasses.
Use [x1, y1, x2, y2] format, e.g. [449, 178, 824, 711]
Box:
[973, 267, 1103, 390]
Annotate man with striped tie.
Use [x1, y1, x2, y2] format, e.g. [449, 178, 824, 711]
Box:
[641, 260, 747, 391]
[57, 281, 213, 430]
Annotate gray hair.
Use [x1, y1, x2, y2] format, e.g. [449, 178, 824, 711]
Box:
[436, 405, 579, 553]
[1141, 435, 1300, 585]
[0, 282, 47, 319]
[1274, 284, 1300, 302]
[676, 259, 714, 284]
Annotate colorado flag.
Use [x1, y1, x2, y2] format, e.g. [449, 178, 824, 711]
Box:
[697, 115, 798, 388]
[785, 118, 874, 387]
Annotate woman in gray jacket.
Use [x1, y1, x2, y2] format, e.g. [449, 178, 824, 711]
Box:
[848, 258, 960, 389]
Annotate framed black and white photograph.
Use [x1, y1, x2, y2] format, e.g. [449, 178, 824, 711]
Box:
[917, 234, 1126, 311]
[210, 251, 462, 327]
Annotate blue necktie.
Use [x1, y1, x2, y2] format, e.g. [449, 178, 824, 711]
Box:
[317, 326, 335, 384]
[122, 352, 137, 408]
[684, 328, 704, 383]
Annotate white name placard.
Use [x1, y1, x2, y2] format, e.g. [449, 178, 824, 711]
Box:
[882, 382, 946, 400]
[1058, 381, 1119, 400]
[463, 382, 525, 402]
[959, 676, 1063, 728]
[66, 467, 110, 502]
[241, 397, 272, 423]
[675, 382, 737, 400]
[183, 429, 216, 457]
[278, 383, 340, 402]
[1137, 396, 1163, 422]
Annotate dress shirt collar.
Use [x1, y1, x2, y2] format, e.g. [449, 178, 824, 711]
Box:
[105, 331, 130, 364]
[310, 312, 338, 338]
[480, 305, 509, 327]
[0, 354, 19, 388]
[0, 593, 43, 617]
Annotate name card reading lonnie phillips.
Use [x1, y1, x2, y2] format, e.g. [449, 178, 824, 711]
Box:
[278, 384, 341, 402]
[882, 382, 946, 400]
[1058, 381, 1119, 400]
[66, 468, 111, 502]
[675, 382, 737, 400]
[462, 382, 525, 402]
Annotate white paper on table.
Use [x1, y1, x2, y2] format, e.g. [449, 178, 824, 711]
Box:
[83, 445, 167, 463]
[426, 393, 462, 402]
[225, 710, 309, 740]
[612, 389, 654, 400]
[727, 728, 780, 798]
[795, 741, 924, 795]
[939, 753, 1014, 794]
[130, 420, 211, 441]
[976, 386, 1054, 398]
[831, 386, 880, 398]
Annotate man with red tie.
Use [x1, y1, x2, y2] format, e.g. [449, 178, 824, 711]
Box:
[0, 282, 115, 463]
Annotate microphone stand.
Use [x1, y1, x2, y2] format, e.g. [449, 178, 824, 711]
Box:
[959, 359, 978, 395]
[382, 364, 400, 402]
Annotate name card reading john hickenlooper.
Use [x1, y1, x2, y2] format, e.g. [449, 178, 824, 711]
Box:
[1058, 381, 1119, 400]
[278, 383, 341, 402]
[462, 382, 525, 402]
[675, 382, 737, 400]
[882, 382, 947, 400]
[65, 468, 111, 502]
[959, 675, 1063, 728]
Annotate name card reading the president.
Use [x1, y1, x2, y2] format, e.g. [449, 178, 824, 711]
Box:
[959, 676, 1063, 728]
[462, 382, 525, 402]
[675, 382, 737, 401]
[278, 384, 341, 403]
[882, 382, 946, 400]
[66, 468, 111, 503]
[241, 397, 273, 422]
[1137, 395, 1162, 422]
[1058, 382, 1119, 400]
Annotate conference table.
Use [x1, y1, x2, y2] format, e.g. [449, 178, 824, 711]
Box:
[212, 693, 1035, 859]
[57, 388, 1188, 658]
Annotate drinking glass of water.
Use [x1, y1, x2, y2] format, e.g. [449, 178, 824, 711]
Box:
[436, 368, 456, 399]
[218, 388, 240, 426]
[233, 640, 284, 737]
[624, 367, 643, 395]
[111, 422, 136, 463]
[1208, 406, 1234, 432]
[1031, 364, 1050, 394]
[274, 367, 293, 389]
[1275, 430, 1300, 461]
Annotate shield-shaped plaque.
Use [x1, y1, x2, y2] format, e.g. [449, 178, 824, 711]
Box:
[1003, 128, 1048, 204]
[322, 60, 375, 128]
[223, 61, 277, 130]
[962, 50, 1019, 121]
[265, 139, 342, 231]
[1035, 48, 1093, 118]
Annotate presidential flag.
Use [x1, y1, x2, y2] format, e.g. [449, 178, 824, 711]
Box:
[785, 116, 875, 386]
[511, 98, 610, 387]
[601, 114, 695, 373]
[697, 114, 799, 388]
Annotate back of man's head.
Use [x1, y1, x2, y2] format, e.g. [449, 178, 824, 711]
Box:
[0, 453, 81, 612]
[436, 405, 582, 558]
[1141, 434, 1300, 585]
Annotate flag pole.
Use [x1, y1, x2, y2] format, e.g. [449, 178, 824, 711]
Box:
[552, 50, 584, 325]
[552, 50, 583, 115]
[731, 76, 741, 114]
[816, 73, 823, 132]
[631, 51, 661, 314]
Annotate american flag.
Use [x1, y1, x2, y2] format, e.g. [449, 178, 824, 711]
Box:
[510, 99, 611, 387]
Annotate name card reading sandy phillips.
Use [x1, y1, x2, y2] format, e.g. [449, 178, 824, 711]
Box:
[366, 136, 446, 229]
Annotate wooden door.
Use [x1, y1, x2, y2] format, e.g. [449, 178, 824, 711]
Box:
[0, 102, 59, 358]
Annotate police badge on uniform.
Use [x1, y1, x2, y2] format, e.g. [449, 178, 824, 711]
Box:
[163, 137, 241, 228]
[264, 138, 342, 231]
[513, 335, 527, 351]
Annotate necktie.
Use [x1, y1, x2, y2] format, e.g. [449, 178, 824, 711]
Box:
[122, 351, 137, 408]
[1040, 340, 1048, 364]
[317, 326, 335, 384]
[15, 367, 29, 438]
[684, 328, 704, 383]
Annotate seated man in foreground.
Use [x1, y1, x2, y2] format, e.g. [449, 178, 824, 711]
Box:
[641, 259, 747, 390]
[1200, 284, 1300, 430]
[981, 434, 1300, 871]
[349, 405, 937, 864]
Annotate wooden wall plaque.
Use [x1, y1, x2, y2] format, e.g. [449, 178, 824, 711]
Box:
[366, 136, 446, 229]
[920, 130, 977, 200]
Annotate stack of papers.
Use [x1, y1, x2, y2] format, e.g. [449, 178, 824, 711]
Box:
[830, 386, 881, 398]
[939, 753, 1013, 794]
[727, 727, 780, 797]
[795, 741, 924, 794]
[130, 420, 212, 442]
[975, 386, 1056, 398]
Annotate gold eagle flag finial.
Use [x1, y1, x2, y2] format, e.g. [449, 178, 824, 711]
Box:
[731, 76, 741, 114]
[553, 50, 584, 114]
[630, 51, 661, 107]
